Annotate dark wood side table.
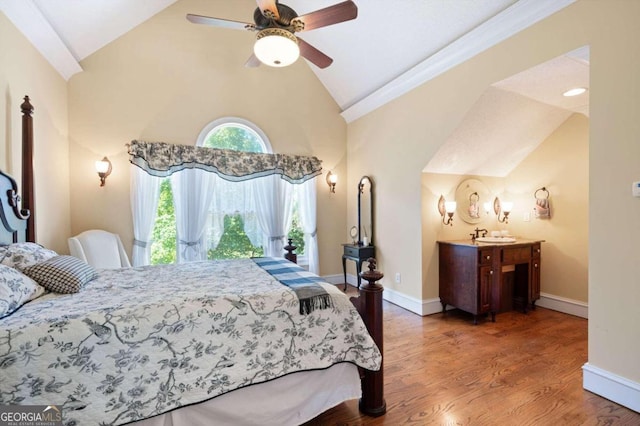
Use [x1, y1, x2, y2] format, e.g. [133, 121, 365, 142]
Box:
[342, 244, 375, 290]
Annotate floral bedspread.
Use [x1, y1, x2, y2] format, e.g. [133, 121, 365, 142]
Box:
[0, 258, 381, 425]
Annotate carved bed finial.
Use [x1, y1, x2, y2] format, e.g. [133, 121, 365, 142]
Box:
[284, 238, 297, 264]
[21, 96, 33, 116]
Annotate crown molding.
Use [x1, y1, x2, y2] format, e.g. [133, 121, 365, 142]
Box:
[0, 0, 82, 81]
[340, 0, 576, 123]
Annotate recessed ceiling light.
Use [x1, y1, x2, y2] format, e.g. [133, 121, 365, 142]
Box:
[563, 87, 588, 97]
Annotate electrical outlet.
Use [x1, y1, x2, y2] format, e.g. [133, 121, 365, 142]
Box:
[395, 273, 401, 284]
[524, 211, 531, 222]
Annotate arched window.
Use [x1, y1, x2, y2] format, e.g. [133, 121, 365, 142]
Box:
[150, 118, 305, 264]
[197, 117, 272, 152]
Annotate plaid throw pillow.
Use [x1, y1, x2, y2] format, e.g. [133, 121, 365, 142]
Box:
[23, 255, 98, 294]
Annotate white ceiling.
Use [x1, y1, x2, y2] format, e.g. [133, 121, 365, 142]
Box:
[1, 0, 587, 176]
[424, 47, 590, 177]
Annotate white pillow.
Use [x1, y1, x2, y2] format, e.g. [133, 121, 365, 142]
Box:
[0, 264, 43, 318]
[0, 242, 58, 272]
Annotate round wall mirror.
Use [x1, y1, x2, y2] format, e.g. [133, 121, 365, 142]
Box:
[454, 178, 491, 224]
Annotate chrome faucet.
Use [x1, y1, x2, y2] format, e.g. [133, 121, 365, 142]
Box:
[471, 227, 488, 240]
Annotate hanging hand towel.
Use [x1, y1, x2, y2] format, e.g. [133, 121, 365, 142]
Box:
[534, 187, 550, 219]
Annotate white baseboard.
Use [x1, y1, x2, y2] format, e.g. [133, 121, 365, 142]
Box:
[322, 276, 589, 320]
[382, 287, 430, 316]
[537, 292, 588, 318]
[321, 274, 349, 286]
[583, 363, 640, 413]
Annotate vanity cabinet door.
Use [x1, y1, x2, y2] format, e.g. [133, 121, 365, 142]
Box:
[530, 258, 541, 304]
[479, 265, 493, 313]
[530, 243, 541, 304]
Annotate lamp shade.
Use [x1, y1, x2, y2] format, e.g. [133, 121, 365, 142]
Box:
[95, 159, 110, 173]
[444, 201, 457, 213]
[254, 28, 300, 67]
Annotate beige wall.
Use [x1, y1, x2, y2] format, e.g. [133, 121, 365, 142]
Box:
[422, 113, 589, 304]
[507, 113, 589, 302]
[0, 12, 70, 253]
[66, 0, 348, 275]
[348, 0, 640, 386]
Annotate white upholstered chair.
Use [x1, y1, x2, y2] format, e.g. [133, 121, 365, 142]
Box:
[68, 229, 131, 269]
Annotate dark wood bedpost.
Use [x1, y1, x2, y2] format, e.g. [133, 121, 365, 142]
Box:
[350, 257, 386, 417]
[284, 238, 297, 264]
[21, 96, 35, 242]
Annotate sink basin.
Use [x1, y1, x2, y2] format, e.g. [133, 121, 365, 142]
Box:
[475, 236, 516, 243]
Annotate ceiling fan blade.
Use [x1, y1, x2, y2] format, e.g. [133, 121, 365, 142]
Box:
[298, 38, 333, 69]
[256, 0, 280, 20]
[245, 53, 262, 68]
[292, 1, 357, 32]
[186, 14, 255, 31]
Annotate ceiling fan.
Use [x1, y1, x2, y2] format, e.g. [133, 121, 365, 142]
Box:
[186, 0, 358, 69]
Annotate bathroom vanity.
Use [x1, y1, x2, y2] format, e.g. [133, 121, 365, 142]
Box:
[437, 239, 543, 324]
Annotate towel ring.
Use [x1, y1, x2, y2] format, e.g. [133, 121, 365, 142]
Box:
[534, 187, 549, 199]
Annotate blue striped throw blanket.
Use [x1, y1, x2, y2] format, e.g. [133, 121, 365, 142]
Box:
[252, 257, 333, 314]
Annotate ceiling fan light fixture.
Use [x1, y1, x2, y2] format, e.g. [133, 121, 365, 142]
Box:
[254, 28, 300, 67]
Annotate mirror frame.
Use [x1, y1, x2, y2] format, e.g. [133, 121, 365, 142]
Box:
[454, 178, 491, 224]
[358, 176, 374, 246]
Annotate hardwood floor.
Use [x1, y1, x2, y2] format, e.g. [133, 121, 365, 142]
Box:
[306, 287, 640, 425]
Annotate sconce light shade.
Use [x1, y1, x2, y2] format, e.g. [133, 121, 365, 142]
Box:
[483, 201, 492, 215]
[438, 195, 456, 226]
[96, 156, 112, 187]
[326, 171, 337, 193]
[254, 28, 300, 67]
[494, 197, 512, 223]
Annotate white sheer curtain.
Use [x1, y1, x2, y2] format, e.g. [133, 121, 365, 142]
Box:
[172, 169, 216, 262]
[207, 179, 262, 251]
[298, 178, 319, 274]
[130, 165, 161, 266]
[253, 175, 294, 258]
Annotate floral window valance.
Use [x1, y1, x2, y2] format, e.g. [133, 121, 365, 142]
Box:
[128, 140, 322, 184]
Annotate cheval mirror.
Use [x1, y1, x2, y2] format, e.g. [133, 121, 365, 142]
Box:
[358, 176, 374, 246]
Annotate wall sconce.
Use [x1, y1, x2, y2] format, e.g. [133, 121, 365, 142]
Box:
[438, 195, 456, 226]
[326, 171, 337, 193]
[95, 156, 112, 187]
[494, 197, 513, 223]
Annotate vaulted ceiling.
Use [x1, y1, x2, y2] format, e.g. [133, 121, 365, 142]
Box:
[1, 0, 587, 176]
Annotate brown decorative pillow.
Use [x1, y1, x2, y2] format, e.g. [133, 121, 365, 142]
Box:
[23, 255, 98, 294]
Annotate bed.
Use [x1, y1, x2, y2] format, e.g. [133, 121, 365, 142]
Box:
[0, 96, 386, 425]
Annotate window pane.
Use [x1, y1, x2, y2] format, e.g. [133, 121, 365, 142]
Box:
[205, 124, 265, 152]
[208, 214, 264, 259]
[150, 178, 176, 265]
[287, 195, 305, 256]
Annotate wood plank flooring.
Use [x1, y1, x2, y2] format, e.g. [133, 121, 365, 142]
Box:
[305, 288, 640, 425]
